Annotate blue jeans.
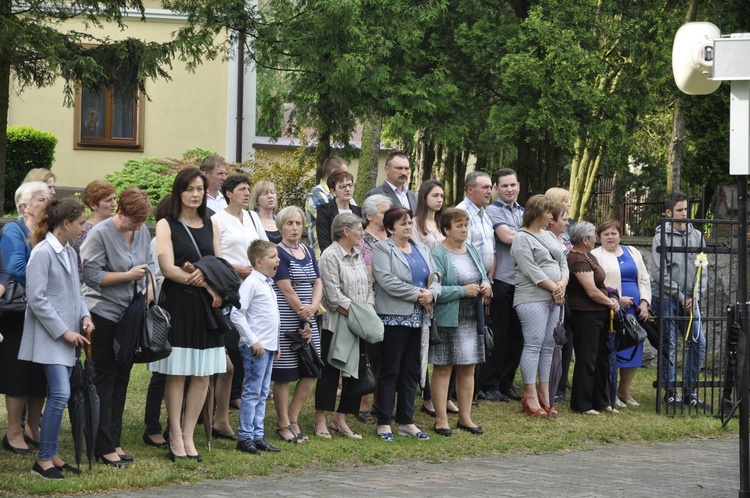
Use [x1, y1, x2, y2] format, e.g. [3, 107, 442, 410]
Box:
[39, 364, 72, 461]
[237, 344, 274, 442]
[655, 297, 706, 392]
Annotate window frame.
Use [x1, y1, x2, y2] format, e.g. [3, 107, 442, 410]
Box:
[73, 85, 145, 151]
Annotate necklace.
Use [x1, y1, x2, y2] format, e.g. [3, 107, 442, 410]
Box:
[280, 240, 300, 251]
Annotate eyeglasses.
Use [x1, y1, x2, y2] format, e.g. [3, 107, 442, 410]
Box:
[337, 183, 355, 190]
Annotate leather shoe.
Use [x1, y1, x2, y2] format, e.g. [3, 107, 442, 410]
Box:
[97, 455, 129, 467]
[477, 390, 509, 402]
[143, 433, 168, 449]
[236, 439, 260, 454]
[254, 438, 281, 452]
[500, 386, 523, 401]
[420, 405, 436, 417]
[456, 422, 484, 435]
[117, 453, 135, 463]
[432, 424, 452, 437]
[3, 434, 35, 455]
[212, 428, 238, 441]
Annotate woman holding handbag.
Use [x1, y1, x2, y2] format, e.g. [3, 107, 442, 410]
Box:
[430, 208, 491, 436]
[271, 206, 323, 444]
[591, 219, 651, 407]
[371, 206, 441, 441]
[0, 181, 51, 454]
[149, 168, 226, 462]
[81, 188, 153, 467]
[314, 213, 374, 440]
[19, 198, 93, 479]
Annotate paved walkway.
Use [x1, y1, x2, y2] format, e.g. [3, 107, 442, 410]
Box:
[96, 437, 741, 497]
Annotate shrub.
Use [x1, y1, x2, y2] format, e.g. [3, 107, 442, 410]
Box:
[4, 126, 57, 213]
[243, 137, 317, 210]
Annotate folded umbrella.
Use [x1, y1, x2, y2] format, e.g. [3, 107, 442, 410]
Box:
[285, 329, 324, 378]
[548, 305, 567, 409]
[201, 378, 215, 452]
[68, 329, 99, 470]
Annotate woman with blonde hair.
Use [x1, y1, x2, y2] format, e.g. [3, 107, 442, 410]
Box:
[23, 168, 56, 197]
[250, 181, 281, 244]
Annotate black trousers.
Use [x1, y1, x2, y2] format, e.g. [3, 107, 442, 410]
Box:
[556, 304, 575, 397]
[224, 328, 244, 402]
[570, 310, 610, 413]
[91, 313, 133, 455]
[376, 325, 421, 425]
[482, 280, 523, 392]
[314, 329, 360, 415]
[144, 372, 166, 435]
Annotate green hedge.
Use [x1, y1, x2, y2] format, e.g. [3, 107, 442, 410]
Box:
[4, 126, 57, 213]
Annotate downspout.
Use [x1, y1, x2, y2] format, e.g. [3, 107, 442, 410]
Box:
[235, 36, 245, 163]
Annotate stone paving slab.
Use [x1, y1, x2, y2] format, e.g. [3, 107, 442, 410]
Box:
[92, 437, 741, 498]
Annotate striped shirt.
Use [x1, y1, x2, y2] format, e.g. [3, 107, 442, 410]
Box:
[455, 198, 495, 274]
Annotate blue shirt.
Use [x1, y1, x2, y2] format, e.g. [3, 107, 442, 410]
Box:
[380, 242, 429, 328]
[486, 199, 524, 284]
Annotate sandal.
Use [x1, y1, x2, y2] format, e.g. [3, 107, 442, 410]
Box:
[289, 421, 309, 441]
[313, 423, 331, 439]
[329, 420, 362, 440]
[356, 410, 376, 424]
[275, 425, 304, 444]
[376, 431, 394, 442]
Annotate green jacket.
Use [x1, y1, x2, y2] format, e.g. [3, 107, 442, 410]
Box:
[432, 243, 491, 328]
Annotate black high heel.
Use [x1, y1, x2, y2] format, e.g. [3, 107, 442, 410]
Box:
[96, 455, 129, 468]
[168, 442, 188, 462]
[3, 434, 35, 455]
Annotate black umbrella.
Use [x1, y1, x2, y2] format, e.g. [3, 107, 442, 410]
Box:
[68, 330, 100, 470]
[605, 287, 620, 413]
[549, 306, 567, 410]
[68, 332, 100, 470]
[284, 329, 324, 378]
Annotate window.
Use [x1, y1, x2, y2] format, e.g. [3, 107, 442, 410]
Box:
[74, 86, 144, 150]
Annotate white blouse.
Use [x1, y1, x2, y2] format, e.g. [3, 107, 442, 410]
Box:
[211, 209, 268, 267]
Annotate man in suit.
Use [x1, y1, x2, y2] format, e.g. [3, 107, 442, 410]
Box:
[364, 151, 417, 215]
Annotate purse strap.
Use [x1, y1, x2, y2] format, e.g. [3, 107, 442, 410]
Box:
[179, 219, 203, 259]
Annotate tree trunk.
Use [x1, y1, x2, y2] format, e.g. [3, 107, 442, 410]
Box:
[0, 54, 10, 216]
[444, 149, 456, 205]
[569, 137, 603, 220]
[354, 116, 381, 205]
[421, 138, 435, 183]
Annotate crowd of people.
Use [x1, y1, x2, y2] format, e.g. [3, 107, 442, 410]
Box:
[0, 154, 711, 479]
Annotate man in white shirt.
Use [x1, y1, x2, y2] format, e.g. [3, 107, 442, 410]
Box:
[364, 151, 417, 215]
[455, 171, 495, 277]
[200, 154, 228, 214]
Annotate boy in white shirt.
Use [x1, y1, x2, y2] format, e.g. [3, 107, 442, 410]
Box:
[230, 240, 281, 454]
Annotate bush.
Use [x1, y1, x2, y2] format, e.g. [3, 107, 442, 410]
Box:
[4, 126, 57, 213]
[243, 137, 317, 210]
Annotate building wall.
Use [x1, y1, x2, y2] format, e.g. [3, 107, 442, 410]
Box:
[8, 11, 232, 188]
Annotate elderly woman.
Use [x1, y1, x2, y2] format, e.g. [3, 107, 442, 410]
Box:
[591, 219, 651, 407]
[511, 195, 569, 417]
[250, 180, 281, 244]
[81, 188, 153, 467]
[567, 222, 620, 415]
[271, 206, 323, 444]
[372, 206, 441, 441]
[211, 174, 268, 434]
[430, 208, 491, 436]
[20, 198, 93, 479]
[0, 181, 51, 454]
[23, 168, 56, 197]
[314, 213, 374, 439]
[548, 204, 571, 255]
[358, 194, 392, 282]
[316, 170, 363, 253]
[71, 180, 117, 266]
[149, 168, 226, 462]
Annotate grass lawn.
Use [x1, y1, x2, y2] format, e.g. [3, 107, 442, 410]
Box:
[0, 364, 737, 495]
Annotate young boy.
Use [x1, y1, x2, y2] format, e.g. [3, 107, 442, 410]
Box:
[230, 240, 282, 453]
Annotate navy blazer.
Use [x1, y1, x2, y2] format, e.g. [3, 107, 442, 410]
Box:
[316, 199, 363, 253]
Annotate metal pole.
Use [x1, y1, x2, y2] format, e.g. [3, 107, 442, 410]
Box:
[739, 175, 749, 497]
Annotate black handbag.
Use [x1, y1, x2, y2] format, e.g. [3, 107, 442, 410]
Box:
[615, 309, 647, 362]
[477, 299, 495, 355]
[342, 343, 377, 398]
[0, 278, 27, 314]
[285, 328, 324, 378]
[427, 271, 441, 345]
[133, 269, 172, 363]
[114, 282, 147, 364]
[0, 220, 28, 315]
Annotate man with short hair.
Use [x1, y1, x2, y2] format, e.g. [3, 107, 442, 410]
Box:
[455, 171, 495, 277]
[200, 154, 228, 214]
[306, 156, 348, 256]
[651, 191, 710, 410]
[481, 168, 524, 402]
[364, 151, 417, 215]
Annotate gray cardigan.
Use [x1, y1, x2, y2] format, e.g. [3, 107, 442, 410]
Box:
[18, 237, 90, 367]
[371, 238, 441, 316]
